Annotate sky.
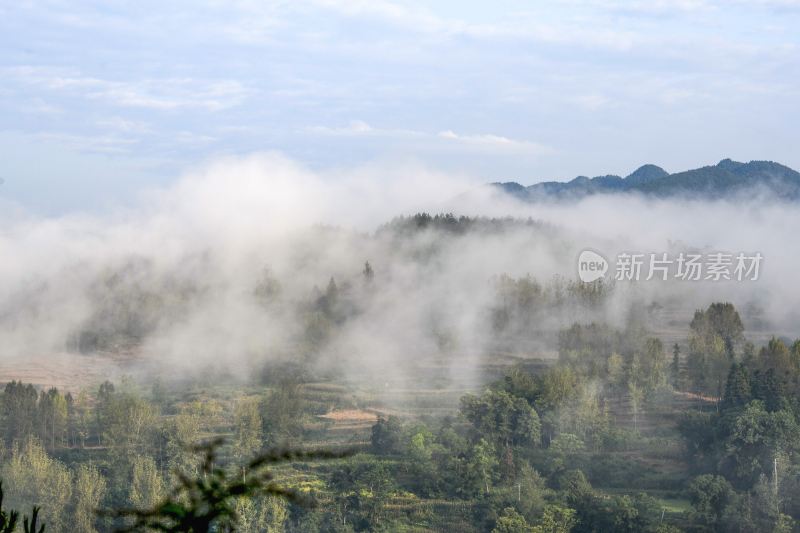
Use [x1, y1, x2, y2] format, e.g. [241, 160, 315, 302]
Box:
[1, 0, 799, 214]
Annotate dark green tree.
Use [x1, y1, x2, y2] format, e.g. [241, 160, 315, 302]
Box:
[688, 474, 735, 530]
[723, 363, 751, 410]
[369, 417, 403, 455]
[460, 390, 541, 449]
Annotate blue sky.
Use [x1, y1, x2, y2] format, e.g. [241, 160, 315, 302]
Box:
[1, 0, 799, 213]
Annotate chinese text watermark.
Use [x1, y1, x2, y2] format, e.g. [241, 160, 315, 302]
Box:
[578, 250, 762, 283]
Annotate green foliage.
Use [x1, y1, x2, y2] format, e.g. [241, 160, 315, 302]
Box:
[129, 455, 164, 512]
[687, 303, 744, 396]
[688, 474, 735, 529]
[460, 389, 541, 449]
[73, 464, 107, 533]
[723, 362, 752, 410]
[2, 383, 42, 446]
[97, 383, 158, 455]
[1, 439, 70, 532]
[233, 398, 263, 462]
[261, 381, 305, 445]
[4, 295, 800, 532]
[111, 439, 354, 532]
[492, 507, 531, 533]
[721, 401, 800, 487]
[530, 504, 576, 533]
[369, 417, 403, 456]
[233, 495, 288, 533]
[329, 456, 397, 531]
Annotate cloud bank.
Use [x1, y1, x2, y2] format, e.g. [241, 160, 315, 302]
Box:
[0, 153, 798, 391]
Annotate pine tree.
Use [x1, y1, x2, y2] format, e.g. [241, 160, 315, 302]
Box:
[723, 363, 751, 410]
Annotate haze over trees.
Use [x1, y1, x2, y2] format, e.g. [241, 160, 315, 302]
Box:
[0, 215, 797, 532]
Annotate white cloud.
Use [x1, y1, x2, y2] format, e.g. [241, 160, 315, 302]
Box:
[95, 117, 152, 134]
[437, 130, 553, 155]
[32, 132, 139, 154]
[306, 121, 553, 156]
[7, 67, 250, 111]
[307, 120, 378, 136]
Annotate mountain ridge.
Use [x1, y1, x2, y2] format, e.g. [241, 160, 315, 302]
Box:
[492, 159, 800, 201]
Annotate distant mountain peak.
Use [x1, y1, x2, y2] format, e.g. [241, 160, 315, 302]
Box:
[716, 158, 745, 172]
[624, 164, 668, 185]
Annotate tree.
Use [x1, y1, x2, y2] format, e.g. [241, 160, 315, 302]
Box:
[535, 367, 579, 414]
[628, 381, 644, 431]
[233, 398, 263, 467]
[703, 303, 745, 353]
[546, 433, 585, 474]
[607, 353, 625, 395]
[98, 386, 157, 457]
[68, 390, 92, 448]
[723, 363, 751, 410]
[261, 381, 304, 445]
[129, 455, 164, 511]
[468, 439, 499, 495]
[234, 495, 288, 533]
[759, 337, 794, 375]
[370, 417, 403, 455]
[721, 401, 800, 487]
[688, 474, 735, 529]
[670, 343, 681, 389]
[362, 261, 374, 284]
[492, 507, 532, 533]
[37, 388, 67, 451]
[688, 303, 745, 397]
[113, 440, 353, 533]
[329, 457, 396, 530]
[95, 381, 115, 446]
[460, 390, 541, 449]
[165, 403, 204, 481]
[637, 338, 666, 393]
[531, 505, 576, 533]
[2, 382, 38, 445]
[2, 438, 71, 532]
[752, 368, 789, 412]
[73, 464, 107, 533]
[319, 277, 339, 318]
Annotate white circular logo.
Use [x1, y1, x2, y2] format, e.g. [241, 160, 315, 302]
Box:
[577, 249, 608, 282]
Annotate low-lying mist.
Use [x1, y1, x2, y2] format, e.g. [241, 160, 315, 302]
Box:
[1, 152, 797, 390]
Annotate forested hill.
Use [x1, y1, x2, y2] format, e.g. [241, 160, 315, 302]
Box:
[493, 159, 800, 201]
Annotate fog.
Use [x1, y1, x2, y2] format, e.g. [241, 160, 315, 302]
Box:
[0, 152, 797, 390]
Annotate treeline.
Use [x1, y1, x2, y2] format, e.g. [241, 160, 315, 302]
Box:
[4, 301, 800, 532]
[0, 377, 312, 532]
[675, 306, 800, 531]
[345, 323, 674, 532]
[352, 303, 800, 532]
[490, 275, 610, 338]
[378, 213, 548, 236]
